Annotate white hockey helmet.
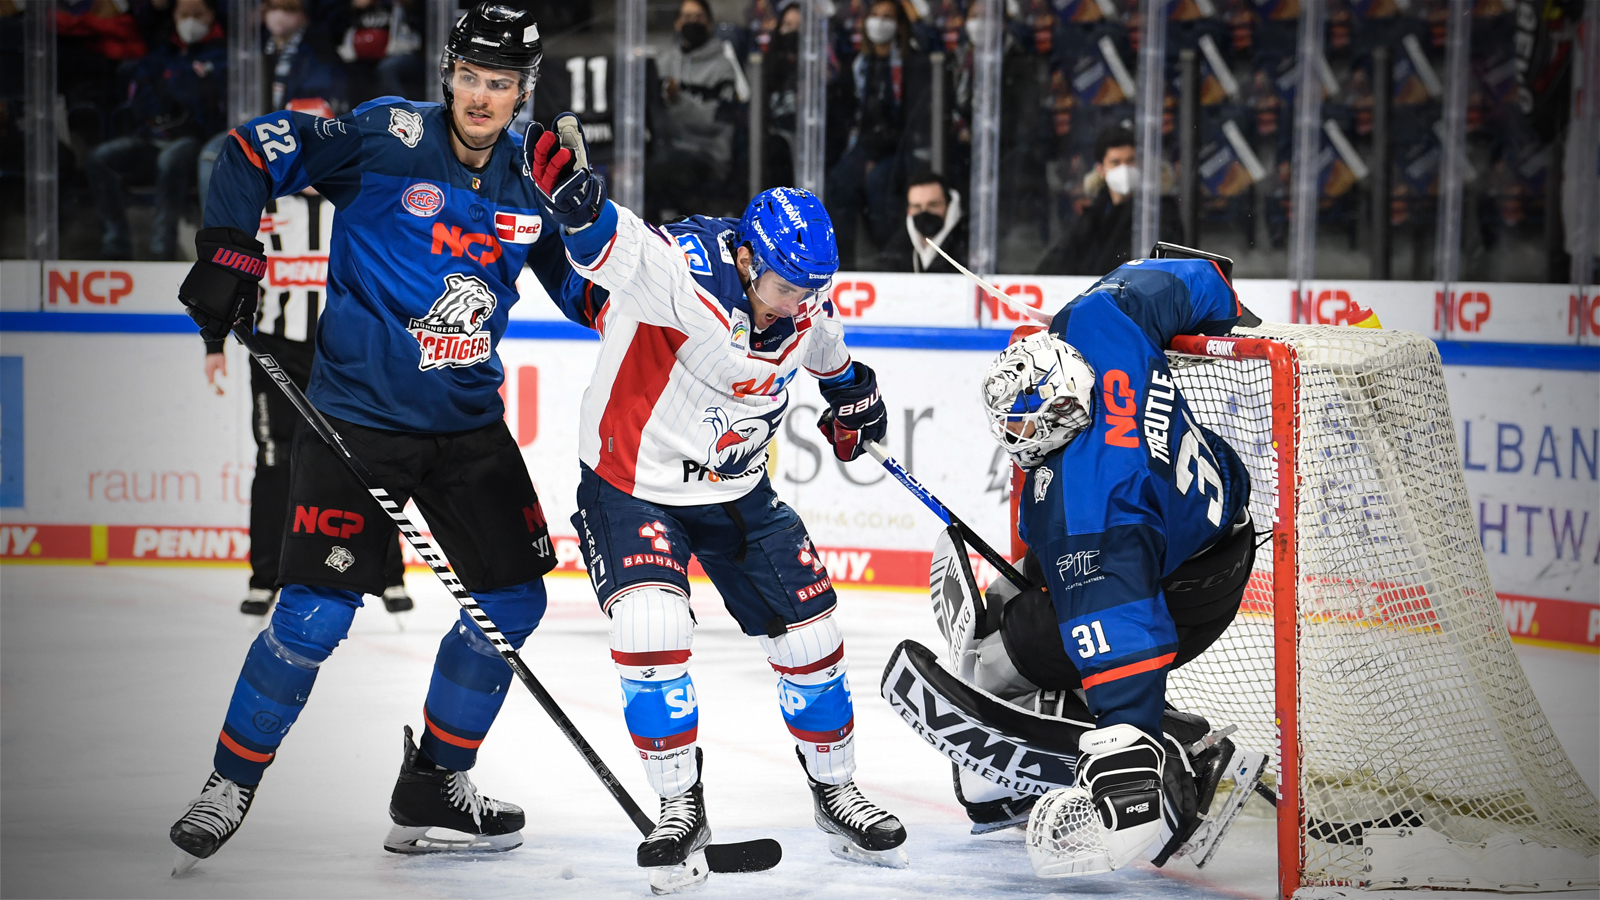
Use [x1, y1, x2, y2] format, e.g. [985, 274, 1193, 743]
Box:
[982, 330, 1095, 469]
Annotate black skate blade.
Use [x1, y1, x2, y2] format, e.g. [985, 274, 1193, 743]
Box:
[705, 838, 782, 873]
[171, 848, 201, 877]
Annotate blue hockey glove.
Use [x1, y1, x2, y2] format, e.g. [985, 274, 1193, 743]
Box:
[525, 114, 606, 230]
[817, 362, 887, 461]
[179, 226, 264, 344]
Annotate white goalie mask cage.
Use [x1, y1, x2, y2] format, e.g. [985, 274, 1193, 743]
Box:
[982, 331, 1096, 469]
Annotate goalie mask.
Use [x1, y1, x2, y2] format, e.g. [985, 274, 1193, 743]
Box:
[982, 331, 1095, 469]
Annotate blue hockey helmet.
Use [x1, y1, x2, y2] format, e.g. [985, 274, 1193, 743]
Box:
[737, 187, 838, 292]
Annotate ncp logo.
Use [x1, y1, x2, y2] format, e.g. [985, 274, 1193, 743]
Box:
[46, 268, 133, 306]
[978, 283, 1044, 322]
[1299, 289, 1367, 326]
[1570, 294, 1600, 336]
[831, 281, 876, 317]
[1435, 291, 1491, 332]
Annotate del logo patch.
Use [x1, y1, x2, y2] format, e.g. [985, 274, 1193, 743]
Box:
[388, 108, 424, 148]
[494, 212, 542, 244]
[409, 273, 497, 371]
[402, 182, 444, 217]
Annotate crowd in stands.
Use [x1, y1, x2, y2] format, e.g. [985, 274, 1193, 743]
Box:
[6, 0, 1568, 280]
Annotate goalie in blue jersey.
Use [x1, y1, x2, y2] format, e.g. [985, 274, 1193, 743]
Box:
[880, 251, 1270, 878]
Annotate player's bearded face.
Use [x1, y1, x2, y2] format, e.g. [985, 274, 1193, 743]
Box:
[449, 62, 526, 142]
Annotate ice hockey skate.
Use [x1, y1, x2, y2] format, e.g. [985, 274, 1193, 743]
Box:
[238, 588, 275, 616]
[383, 725, 524, 853]
[381, 584, 414, 613]
[798, 748, 908, 868]
[637, 749, 712, 895]
[169, 771, 257, 876]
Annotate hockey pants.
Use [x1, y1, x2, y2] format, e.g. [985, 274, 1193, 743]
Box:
[212, 579, 547, 784]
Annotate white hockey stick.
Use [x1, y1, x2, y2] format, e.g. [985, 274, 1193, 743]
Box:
[923, 239, 1053, 324]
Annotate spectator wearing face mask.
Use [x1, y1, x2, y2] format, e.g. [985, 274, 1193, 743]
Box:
[263, 0, 347, 111]
[1034, 125, 1182, 276]
[85, 0, 226, 259]
[888, 170, 968, 273]
[648, 0, 751, 219]
[824, 0, 930, 269]
[757, 0, 803, 188]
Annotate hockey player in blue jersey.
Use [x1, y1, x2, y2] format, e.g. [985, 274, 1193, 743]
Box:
[525, 119, 907, 890]
[168, 3, 585, 873]
[878, 253, 1264, 877]
[979, 255, 1256, 874]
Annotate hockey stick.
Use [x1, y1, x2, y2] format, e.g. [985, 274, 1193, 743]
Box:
[924, 239, 1053, 325]
[862, 440, 1031, 592]
[231, 325, 780, 874]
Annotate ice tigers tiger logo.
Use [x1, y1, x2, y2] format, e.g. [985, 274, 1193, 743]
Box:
[409, 273, 497, 370]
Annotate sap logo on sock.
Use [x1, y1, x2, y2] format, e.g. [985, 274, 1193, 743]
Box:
[666, 684, 698, 719]
[779, 686, 808, 716]
[293, 506, 366, 538]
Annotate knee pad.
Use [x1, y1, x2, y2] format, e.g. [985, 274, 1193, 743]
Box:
[609, 586, 694, 681]
[460, 578, 548, 653]
[268, 584, 363, 666]
[972, 629, 1039, 699]
[758, 614, 844, 685]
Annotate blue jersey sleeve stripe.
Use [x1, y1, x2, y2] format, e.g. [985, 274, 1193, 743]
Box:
[565, 201, 620, 265]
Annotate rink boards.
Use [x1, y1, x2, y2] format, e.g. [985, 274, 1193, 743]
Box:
[0, 266, 1595, 651]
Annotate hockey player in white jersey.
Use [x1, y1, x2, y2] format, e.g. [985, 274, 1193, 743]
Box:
[526, 115, 908, 891]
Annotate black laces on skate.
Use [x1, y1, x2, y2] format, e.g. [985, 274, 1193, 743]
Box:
[180, 774, 253, 839]
[650, 793, 700, 841]
[819, 781, 891, 831]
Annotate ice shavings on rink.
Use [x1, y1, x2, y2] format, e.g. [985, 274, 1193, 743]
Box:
[1, 565, 1594, 899]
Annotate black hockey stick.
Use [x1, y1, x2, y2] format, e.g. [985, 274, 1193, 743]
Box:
[231, 325, 779, 874]
[861, 440, 1031, 592]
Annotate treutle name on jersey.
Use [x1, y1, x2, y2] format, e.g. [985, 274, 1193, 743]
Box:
[409, 274, 497, 370]
[1144, 368, 1177, 465]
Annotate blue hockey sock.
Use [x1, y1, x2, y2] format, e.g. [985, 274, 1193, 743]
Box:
[780, 672, 857, 785]
[620, 672, 700, 796]
[214, 585, 362, 784]
[419, 579, 547, 771]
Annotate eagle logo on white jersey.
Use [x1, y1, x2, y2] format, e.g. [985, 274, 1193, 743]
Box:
[409, 273, 497, 370]
[700, 397, 788, 477]
[388, 108, 424, 148]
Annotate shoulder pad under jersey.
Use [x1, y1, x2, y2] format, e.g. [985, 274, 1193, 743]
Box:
[660, 215, 749, 316]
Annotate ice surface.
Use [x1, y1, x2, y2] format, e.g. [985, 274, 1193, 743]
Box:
[2, 566, 1595, 899]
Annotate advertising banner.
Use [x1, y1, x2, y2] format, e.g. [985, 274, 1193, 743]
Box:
[0, 271, 1594, 650]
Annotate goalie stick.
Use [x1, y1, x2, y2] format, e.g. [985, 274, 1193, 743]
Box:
[230, 325, 780, 876]
[923, 239, 1053, 325]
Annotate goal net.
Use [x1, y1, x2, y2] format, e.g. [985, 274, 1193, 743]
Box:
[1151, 324, 1599, 896]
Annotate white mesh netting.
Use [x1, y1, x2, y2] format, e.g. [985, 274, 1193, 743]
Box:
[1161, 324, 1600, 888]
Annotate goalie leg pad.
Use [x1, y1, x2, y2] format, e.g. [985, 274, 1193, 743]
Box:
[610, 588, 699, 798]
[762, 615, 856, 785]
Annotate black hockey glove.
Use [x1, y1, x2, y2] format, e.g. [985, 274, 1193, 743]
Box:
[525, 114, 607, 231]
[179, 226, 265, 344]
[816, 361, 887, 462]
